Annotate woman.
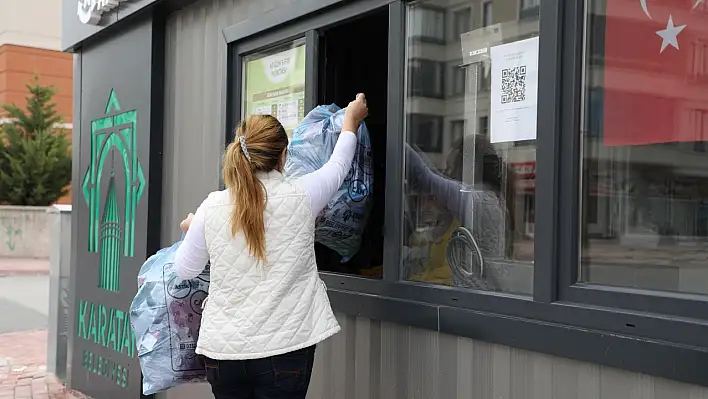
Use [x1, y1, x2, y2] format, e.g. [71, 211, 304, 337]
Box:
[175, 94, 368, 399]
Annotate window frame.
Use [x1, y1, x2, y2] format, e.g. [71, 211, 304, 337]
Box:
[558, 0, 708, 322]
[520, 0, 541, 19]
[452, 6, 472, 40]
[482, 0, 493, 27]
[450, 61, 466, 97]
[221, 0, 708, 388]
[407, 4, 447, 44]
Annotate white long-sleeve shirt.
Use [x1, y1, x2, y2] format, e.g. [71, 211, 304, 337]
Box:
[174, 131, 358, 280]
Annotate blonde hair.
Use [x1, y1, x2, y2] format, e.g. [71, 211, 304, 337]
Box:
[223, 114, 289, 263]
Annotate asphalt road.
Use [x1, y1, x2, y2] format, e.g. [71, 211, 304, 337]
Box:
[0, 276, 49, 334]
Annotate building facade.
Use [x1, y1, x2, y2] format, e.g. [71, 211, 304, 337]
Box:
[62, 0, 708, 397]
[1, 0, 73, 204]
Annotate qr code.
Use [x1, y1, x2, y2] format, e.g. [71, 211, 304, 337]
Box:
[500, 65, 527, 104]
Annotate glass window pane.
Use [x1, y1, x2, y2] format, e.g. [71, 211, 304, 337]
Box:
[581, 0, 708, 294]
[242, 39, 306, 138]
[403, 0, 539, 295]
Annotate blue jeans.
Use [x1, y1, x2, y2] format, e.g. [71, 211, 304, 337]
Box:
[203, 346, 316, 399]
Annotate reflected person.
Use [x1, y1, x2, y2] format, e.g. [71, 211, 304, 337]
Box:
[404, 134, 515, 290]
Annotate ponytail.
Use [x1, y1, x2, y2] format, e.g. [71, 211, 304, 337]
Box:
[222, 116, 288, 263]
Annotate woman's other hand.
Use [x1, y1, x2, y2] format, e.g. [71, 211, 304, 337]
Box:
[343, 93, 368, 134]
[180, 213, 194, 233]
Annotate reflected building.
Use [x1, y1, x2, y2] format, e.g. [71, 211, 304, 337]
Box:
[405, 0, 540, 251]
[583, 1, 708, 244]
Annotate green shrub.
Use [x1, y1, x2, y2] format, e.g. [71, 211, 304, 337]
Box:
[0, 128, 72, 206]
[0, 77, 71, 206]
[3, 76, 62, 139]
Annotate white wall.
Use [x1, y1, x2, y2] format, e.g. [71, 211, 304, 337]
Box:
[0, 0, 63, 50]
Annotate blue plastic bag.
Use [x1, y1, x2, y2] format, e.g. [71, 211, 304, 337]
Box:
[284, 104, 373, 261]
[130, 240, 210, 395]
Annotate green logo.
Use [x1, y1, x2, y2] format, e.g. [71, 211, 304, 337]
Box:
[82, 89, 145, 292]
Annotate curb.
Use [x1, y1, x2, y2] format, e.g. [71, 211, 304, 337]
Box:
[0, 270, 50, 277]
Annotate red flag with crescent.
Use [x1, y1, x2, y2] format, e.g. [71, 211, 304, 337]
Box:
[603, 0, 708, 146]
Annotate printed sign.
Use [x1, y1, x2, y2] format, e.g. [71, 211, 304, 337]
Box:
[74, 88, 145, 393]
[490, 36, 540, 144]
[70, 20, 158, 398]
[243, 43, 307, 136]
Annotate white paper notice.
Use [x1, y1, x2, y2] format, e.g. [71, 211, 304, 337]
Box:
[489, 36, 539, 144]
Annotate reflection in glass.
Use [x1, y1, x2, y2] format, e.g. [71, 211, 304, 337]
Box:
[581, 0, 708, 294]
[402, 0, 538, 295]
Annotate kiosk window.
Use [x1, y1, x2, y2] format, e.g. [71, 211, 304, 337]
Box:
[312, 8, 390, 278]
[402, 0, 539, 295]
[242, 39, 307, 138]
[580, 0, 708, 295]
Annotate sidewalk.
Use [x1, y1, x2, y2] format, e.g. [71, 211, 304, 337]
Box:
[0, 259, 49, 278]
[0, 330, 84, 399]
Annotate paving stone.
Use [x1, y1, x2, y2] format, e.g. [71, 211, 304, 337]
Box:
[0, 330, 81, 399]
[15, 385, 32, 397]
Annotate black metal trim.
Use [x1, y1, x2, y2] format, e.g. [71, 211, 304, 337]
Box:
[556, 0, 584, 296]
[565, 284, 708, 321]
[146, 12, 166, 263]
[383, 0, 405, 282]
[66, 50, 83, 389]
[320, 273, 708, 351]
[532, 0, 562, 303]
[225, 43, 241, 150]
[305, 31, 320, 114]
[223, 0, 395, 45]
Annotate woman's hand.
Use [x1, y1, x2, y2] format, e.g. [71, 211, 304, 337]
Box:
[180, 213, 194, 233]
[343, 93, 368, 134]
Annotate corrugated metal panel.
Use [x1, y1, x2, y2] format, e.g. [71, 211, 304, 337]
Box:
[160, 1, 708, 398]
[162, 0, 298, 246]
[162, 311, 708, 399]
[306, 313, 708, 399]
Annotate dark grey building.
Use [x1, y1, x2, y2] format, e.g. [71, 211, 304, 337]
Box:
[63, 0, 708, 398]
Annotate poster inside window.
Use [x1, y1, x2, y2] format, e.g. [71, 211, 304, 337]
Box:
[243, 39, 307, 137]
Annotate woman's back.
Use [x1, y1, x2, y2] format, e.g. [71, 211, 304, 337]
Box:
[173, 95, 368, 399]
[196, 172, 338, 359]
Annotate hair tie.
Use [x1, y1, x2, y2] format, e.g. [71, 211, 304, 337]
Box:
[238, 136, 252, 162]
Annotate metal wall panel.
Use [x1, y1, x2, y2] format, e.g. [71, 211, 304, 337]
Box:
[306, 313, 708, 399]
[161, 0, 297, 246]
[161, 311, 708, 399]
[160, 1, 708, 398]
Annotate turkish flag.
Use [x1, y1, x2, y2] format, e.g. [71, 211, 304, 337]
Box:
[603, 0, 708, 146]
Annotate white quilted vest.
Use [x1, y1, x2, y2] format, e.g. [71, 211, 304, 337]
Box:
[195, 171, 340, 360]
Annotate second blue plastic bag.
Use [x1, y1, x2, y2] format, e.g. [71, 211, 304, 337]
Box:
[284, 104, 373, 261]
[130, 240, 210, 395]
